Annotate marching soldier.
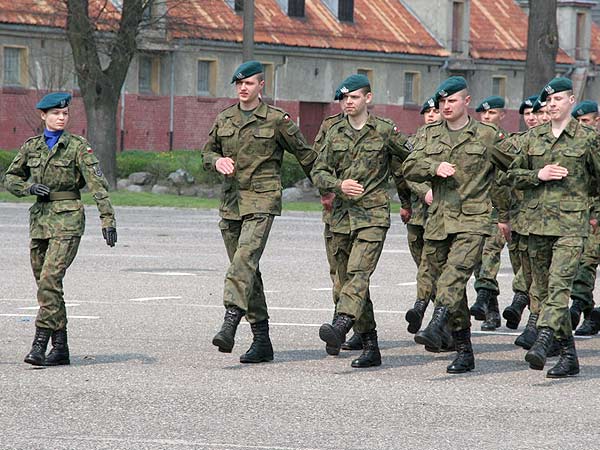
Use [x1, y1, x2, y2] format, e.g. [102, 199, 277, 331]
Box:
[311, 74, 411, 367]
[4, 92, 117, 366]
[202, 61, 317, 363]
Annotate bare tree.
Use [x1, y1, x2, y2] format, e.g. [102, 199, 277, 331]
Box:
[523, 0, 559, 100]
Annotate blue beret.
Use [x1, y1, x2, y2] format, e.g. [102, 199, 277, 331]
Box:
[36, 92, 71, 110]
[434, 76, 468, 101]
[420, 96, 439, 114]
[519, 95, 538, 114]
[532, 98, 546, 113]
[475, 96, 505, 113]
[572, 100, 599, 118]
[231, 60, 264, 83]
[334, 74, 371, 100]
[539, 77, 573, 102]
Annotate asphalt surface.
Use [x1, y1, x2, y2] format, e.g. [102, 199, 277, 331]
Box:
[1, 202, 599, 450]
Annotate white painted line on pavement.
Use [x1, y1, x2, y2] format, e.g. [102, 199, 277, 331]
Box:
[241, 322, 320, 328]
[129, 296, 182, 302]
[398, 281, 417, 286]
[85, 253, 160, 258]
[312, 287, 332, 291]
[382, 249, 411, 253]
[131, 271, 197, 276]
[18, 303, 80, 310]
[264, 290, 280, 293]
[0, 313, 99, 319]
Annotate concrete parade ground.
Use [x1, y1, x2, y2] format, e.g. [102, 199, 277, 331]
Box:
[1, 202, 599, 450]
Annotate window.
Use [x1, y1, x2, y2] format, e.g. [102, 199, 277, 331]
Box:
[492, 76, 506, 98]
[3, 46, 27, 86]
[576, 12, 586, 61]
[288, 0, 305, 17]
[235, 0, 243, 12]
[261, 62, 275, 97]
[142, 3, 153, 21]
[357, 68, 373, 86]
[138, 55, 160, 94]
[452, 1, 465, 53]
[338, 0, 354, 22]
[197, 59, 216, 96]
[404, 71, 421, 104]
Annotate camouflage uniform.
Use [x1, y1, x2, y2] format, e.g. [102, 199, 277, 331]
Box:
[4, 131, 115, 331]
[311, 114, 411, 333]
[202, 101, 316, 324]
[508, 119, 600, 338]
[403, 118, 513, 331]
[570, 224, 600, 314]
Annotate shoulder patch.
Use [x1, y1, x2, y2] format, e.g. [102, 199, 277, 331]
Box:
[404, 141, 414, 152]
[283, 114, 291, 121]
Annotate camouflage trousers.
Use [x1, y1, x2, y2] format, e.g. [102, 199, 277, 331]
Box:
[333, 227, 387, 334]
[323, 223, 341, 305]
[411, 224, 437, 303]
[473, 226, 526, 295]
[424, 233, 485, 331]
[570, 227, 600, 312]
[407, 223, 425, 267]
[528, 234, 585, 339]
[30, 236, 81, 330]
[219, 214, 275, 324]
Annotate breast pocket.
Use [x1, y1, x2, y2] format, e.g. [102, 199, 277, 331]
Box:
[252, 128, 276, 156]
[361, 141, 385, 170]
[461, 144, 486, 173]
[26, 158, 42, 180]
[217, 127, 236, 156]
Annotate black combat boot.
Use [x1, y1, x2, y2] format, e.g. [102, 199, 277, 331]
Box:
[546, 335, 580, 378]
[212, 305, 245, 353]
[45, 329, 70, 366]
[240, 320, 274, 363]
[447, 328, 475, 374]
[481, 295, 501, 331]
[503, 291, 529, 329]
[575, 308, 600, 336]
[24, 327, 52, 366]
[319, 313, 354, 356]
[525, 327, 554, 370]
[470, 288, 493, 321]
[341, 332, 363, 351]
[547, 337, 560, 358]
[405, 299, 428, 334]
[351, 330, 382, 368]
[514, 313, 539, 350]
[569, 299, 587, 330]
[414, 306, 449, 352]
[424, 323, 454, 353]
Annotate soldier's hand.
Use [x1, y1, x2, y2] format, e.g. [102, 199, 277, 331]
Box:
[424, 189, 433, 206]
[341, 179, 364, 197]
[538, 164, 568, 181]
[400, 208, 411, 224]
[590, 218, 598, 233]
[102, 227, 117, 247]
[498, 221, 512, 243]
[436, 162, 456, 178]
[320, 192, 335, 212]
[215, 157, 235, 175]
[29, 183, 50, 196]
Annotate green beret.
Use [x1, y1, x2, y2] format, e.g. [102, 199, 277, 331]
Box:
[420, 96, 439, 114]
[539, 77, 573, 102]
[434, 76, 467, 101]
[532, 98, 546, 113]
[572, 100, 598, 118]
[334, 74, 371, 100]
[231, 60, 264, 83]
[519, 95, 538, 114]
[475, 96, 505, 113]
[36, 92, 71, 110]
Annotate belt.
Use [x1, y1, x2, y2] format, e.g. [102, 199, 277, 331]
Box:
[37, 191, 81, 202]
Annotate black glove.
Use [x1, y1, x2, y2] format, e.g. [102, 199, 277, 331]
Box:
[102, 227, 117, 247]
[29, 184, 50, 196]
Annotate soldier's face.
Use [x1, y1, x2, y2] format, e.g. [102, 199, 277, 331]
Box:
[41, 107, 69, 131]
[479, 108, 505, 126]
[523, 108, 538, 129]
[235, 75, 264, 105]
[440, 91, 470, 123]
[343, 90, 371, 117]
[547, 91, 575, 121]
[423, 107, 441, 124]
[577, 113, 600, 129]
[536, 106, 551, 124]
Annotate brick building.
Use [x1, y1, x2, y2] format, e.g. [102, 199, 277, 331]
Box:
[1, 0, 599, 151]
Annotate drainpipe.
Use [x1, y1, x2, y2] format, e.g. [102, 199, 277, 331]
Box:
[169, 50, 175, 152]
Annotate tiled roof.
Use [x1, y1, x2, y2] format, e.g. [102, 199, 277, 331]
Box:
[470, 0, 573, 64]
[167, 0, 449, 57]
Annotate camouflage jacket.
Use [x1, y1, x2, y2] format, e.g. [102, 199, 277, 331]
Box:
[406, 126, 432, 228]
[502, 131, 527, 235]
[508, 118, 600, 237]
[310, 114, 411, 234]
[313, 112, 345, 226]
[402, 117, 514, 240]
[202, 102, 317, 219]
[4, 131, 115, 239]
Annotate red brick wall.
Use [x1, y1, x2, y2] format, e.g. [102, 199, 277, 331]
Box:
[0, 89, 524, 152]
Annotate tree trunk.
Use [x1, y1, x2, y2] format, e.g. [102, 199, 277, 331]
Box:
[523, 0, 559, 101]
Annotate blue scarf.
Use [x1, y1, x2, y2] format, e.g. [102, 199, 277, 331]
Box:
[44, 129, 64, 150]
